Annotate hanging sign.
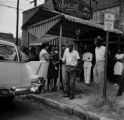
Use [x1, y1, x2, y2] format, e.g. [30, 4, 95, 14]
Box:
[104, 13, 115, 32]
[53, 0, 93, 20]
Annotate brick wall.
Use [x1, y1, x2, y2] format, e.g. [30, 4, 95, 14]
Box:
[92, 0, 119, 11]
[82, 0, 118, 11]
[119, 0, 124, 31]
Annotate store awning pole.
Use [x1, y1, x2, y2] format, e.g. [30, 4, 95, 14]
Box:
[27, 32, 29, 47]
[27, 32, 30, 55]
[117, 35, 121, 49]
[103, 31, 109, 101]
[57, 21, 62, 90]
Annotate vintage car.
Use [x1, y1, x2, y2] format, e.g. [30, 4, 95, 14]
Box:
[0, 39, 44, 101]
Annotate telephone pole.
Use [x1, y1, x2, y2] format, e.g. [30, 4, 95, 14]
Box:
[30, 0, 37, 7]
[16, 0, 19, 46]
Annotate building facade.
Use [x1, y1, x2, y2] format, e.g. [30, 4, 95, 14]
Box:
[90, 0, 124, 32]
[22, 0, 124, 46]
[0, 32, 21, 45]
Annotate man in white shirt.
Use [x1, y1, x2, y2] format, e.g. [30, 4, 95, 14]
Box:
[62, 42, 80, 100]
[93, 36, 106, 95]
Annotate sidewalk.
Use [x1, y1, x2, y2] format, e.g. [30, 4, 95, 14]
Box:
[27, 81, 124, 120]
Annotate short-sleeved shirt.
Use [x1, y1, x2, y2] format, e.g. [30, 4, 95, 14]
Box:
[39, 49, 48, 62]
[95, 46, 106, 62]
[62, 49, 80, 66]
[82, 52, 93, 67]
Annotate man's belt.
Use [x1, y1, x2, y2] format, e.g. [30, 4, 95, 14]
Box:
[96, 60, 105, 62]
[66, 65, 75, 67]
[84, 60, 91, 62]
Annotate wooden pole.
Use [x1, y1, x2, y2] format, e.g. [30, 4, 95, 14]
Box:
[57, 21, 62, 90]
[103, 31, 109, 101]
[117, 35, 121, 49]
[27, 32, 30, 55]
[16, 0, 19, 46]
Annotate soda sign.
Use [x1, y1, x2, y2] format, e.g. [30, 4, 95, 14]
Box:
[104, 13, 115, 31]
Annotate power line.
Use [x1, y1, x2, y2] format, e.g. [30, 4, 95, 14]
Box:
[0, 0, 31, 7]
[0, 3, 24, 10]
[0, 0, 16, 4]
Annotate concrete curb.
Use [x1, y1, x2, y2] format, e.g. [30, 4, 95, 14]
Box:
[26, 95, 114, 120]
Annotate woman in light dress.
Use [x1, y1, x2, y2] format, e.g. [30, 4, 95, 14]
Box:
[39, 42, 50, 91]
[82, 47, 93, 85]
[114, 48, 124, 86]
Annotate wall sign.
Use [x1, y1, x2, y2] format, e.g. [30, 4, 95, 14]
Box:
[90, 6, 119, 25]
[104, 13, 115, 32]
[53, 0, 93, 20]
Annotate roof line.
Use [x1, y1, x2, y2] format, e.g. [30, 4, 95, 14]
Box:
[27, 7, 122, 35]
[60, 13, 122, 34]
[34, 8, 123, 34]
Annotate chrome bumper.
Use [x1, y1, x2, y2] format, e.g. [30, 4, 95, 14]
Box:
[0, 77, 45, 97]
[13, 83, 42, 95]
[0, 83, 42, 97]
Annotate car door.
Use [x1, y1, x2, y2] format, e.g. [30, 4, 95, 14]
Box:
[0, 43, 31, 88]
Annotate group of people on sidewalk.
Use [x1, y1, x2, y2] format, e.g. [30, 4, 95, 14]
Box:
[61, 36, 124, 99]
[81, 36, 124, 97]
[20, 35, 124, 100]
[61, 36, 106, 99]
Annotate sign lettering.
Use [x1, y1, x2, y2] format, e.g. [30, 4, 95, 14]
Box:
[53, 0, 93, 20]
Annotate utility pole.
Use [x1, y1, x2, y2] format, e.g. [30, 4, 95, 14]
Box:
[16, 0, 19, 46]
[30, 0, 37, 7]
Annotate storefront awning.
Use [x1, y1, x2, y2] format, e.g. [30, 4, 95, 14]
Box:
[29, 36, 57, 46]
[61, 13, 122, 35]
[26, 8, 122, 40]
[28, 14, 61, 39]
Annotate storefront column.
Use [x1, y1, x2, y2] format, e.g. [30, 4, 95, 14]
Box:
[103, 31, 109, 101]
[57, 21, 62, 90]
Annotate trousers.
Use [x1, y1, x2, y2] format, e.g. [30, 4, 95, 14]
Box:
[83, 66, 91, 84]
[93, 61, 105, 94]
[64, 65, 76, 97]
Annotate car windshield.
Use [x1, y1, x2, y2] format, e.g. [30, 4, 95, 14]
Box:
[0, 44, 18, 61]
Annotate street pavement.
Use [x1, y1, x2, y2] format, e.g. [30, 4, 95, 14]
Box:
[27, 81, 124, 120]
[0, 96, 81, 120]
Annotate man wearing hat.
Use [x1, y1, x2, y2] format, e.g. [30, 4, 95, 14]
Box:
[93, 36, 106, 95]
[62, 41, 80, 100]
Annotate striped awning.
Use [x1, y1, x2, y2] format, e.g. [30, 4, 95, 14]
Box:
[61, 13, 122, 34]
[29, 36, 57, 46]
[27, 9, 122, 40]
[28, 14, 61, 39]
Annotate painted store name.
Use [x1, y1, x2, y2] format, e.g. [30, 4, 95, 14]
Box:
[58, 2, 90, 13]
[53, 0, 92, 20]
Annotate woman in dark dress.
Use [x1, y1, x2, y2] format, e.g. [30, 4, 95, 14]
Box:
[47, 46, 58, 91]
